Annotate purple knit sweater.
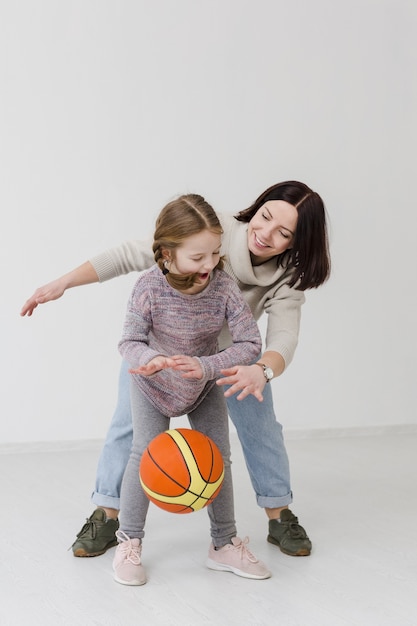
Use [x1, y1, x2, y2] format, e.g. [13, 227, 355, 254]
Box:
[118, 265, 261, 416]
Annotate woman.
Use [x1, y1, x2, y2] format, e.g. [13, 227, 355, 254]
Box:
[21, 180, 331, 559]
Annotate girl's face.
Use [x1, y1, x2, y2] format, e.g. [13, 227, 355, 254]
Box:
[248, 200, 298, 264]
[169, 229, 222, 288]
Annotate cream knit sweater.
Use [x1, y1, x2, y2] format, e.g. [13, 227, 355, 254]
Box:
[90, 213, 305, 369]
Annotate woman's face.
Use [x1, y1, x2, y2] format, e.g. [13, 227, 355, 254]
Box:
[248, 200, 298, 263]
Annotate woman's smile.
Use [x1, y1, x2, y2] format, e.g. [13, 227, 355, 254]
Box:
[253, 233, 270, 249]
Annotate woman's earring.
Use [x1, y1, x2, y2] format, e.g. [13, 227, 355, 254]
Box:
[162, 260, 170, 275]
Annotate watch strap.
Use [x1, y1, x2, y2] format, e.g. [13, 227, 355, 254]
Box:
[254, 362, 273, 382]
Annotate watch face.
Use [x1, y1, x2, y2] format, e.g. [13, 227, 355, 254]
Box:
[264, 367, 274, 381]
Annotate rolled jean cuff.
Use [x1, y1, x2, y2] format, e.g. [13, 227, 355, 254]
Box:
[256, 491, 293, 509]
[91, 491, 121, 510]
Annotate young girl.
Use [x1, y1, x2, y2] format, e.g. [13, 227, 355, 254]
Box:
[113, 193, 270, 585]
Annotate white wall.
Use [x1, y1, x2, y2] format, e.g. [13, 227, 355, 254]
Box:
[1, 0, 416, 444]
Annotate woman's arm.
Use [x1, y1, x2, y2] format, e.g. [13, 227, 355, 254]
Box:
[20, 261, 99, 316]
[20, 239, 154, 317]
[216, 350, 285, 401]
[216, 283, 303, 400]
[90, 239, 153, 282]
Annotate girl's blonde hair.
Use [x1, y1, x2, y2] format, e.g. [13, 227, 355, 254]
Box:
[153, 194, 224, 290]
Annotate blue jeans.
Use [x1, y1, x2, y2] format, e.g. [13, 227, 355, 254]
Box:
[92, 360, 293, 510]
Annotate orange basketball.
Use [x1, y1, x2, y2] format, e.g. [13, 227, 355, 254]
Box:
[139, 428, 224, 513]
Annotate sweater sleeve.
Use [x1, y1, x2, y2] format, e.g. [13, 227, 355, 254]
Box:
[197, 278, 262, 379]
[263, 283, 305, 367]
[89, 239, 154, 283]
[117, 279, 162, 367]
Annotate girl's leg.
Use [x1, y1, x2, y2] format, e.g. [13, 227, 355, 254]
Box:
[113, 383, 168, 586]
[188, 385, 236, 547]
[190, 386, 271, 579]
[119, 381, 169, 539]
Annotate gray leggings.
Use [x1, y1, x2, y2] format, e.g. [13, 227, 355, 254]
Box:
[119, 381, 236, 548]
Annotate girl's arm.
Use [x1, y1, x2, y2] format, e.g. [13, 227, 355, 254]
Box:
[118, 277, 164, 369]
[196, 279, 262, 378]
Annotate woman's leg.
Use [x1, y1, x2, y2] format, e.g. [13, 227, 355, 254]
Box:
[71, 360, 133, 557]
[226, 382, 292, 508]
[92, 359, 134, 510]
[226, 382, 312, 556]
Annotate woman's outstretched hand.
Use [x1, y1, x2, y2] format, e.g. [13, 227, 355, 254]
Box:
[20, 278, 67, 316]
[216, 364, 265, 402]
[20, 262, 99, 317]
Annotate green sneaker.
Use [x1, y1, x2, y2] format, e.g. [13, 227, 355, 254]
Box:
[267, 509, 312, 556]
[71, 508, 119, 557]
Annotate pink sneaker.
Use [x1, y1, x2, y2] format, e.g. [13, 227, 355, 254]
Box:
[113, 531, 146, 586]
[206, 536, 271, 580]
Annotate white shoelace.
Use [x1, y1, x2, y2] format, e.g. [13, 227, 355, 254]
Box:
[233, 536, 258, 563]
[116, 530, 142, 564]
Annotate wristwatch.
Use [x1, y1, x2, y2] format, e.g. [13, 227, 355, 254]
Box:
[255, 362, 274, 383]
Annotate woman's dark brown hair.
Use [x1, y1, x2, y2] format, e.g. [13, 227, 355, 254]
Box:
[235, 181, 331, 290]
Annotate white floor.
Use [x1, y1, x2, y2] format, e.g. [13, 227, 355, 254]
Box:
[1, 430, 416, 626]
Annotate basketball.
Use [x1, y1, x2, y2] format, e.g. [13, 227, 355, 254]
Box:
[139, 428, 225, 514]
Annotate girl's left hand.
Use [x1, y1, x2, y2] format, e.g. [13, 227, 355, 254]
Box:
[129, 355, 176, 376]
[169, 354, 203, 380]
[216, 364, 265, 402]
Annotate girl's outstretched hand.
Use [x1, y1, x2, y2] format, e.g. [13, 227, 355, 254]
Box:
[216, 364, 265, 402]
[169, 354, 203, 380]
[130, 355, 203, 379]
[129, 355, 176, 376]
